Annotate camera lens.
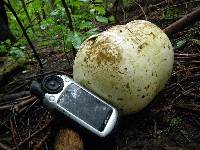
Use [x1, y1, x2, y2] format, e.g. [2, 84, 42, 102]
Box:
[42, 75, 64, 94]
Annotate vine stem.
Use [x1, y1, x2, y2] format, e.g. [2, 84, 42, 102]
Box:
[61, 0, 77, 57]
[61, 0, 74, 31]
[4, 0, 43, 69]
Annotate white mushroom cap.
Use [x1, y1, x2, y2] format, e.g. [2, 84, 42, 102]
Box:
[73, 20, 174, 115]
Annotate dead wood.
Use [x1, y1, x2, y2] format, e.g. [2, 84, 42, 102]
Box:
[164, 7, 200, 36]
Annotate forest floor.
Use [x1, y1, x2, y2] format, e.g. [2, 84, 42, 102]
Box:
[0, 0, 200, 150]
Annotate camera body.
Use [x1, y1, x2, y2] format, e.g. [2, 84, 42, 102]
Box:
[30, 75, 118, 137]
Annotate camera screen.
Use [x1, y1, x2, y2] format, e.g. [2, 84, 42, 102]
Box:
[57, 83, 113, 131]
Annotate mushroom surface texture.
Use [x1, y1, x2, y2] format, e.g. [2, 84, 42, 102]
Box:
[73, 20, 174, 115]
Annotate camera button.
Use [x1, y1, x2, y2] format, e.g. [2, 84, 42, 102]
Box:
[65, 78, 69, 82]
[49, 96, 55, 101]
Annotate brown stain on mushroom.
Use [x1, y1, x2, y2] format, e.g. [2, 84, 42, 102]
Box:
[126, 83, 130, 89]
[138, 42, 148, 49]
[149, 32, 156, 39]
[85, 37, 122, 66]
[108, 94, 112, 99]
[144, 85, 150, 90]
[138, 42, 148, 54]
[117, 97, 124, 101]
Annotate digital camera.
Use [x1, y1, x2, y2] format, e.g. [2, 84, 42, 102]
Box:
[30, 74, 118, 137]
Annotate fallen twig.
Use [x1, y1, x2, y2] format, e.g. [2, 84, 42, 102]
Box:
[7, 81, 30, 94]
[174, 53, 200, 58]
[0, 91, 30, 102]
[12, 117, 53, 149]
[172, 66, 200, 76]
[33, 128, 51, 150]
[10, 119, 20, 150]
[173, 104, 200, 113]
[135, 1, 147, 20]
[0, 96, 37, 111]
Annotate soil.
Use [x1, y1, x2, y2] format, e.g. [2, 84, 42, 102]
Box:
[0, 0, 200, 150]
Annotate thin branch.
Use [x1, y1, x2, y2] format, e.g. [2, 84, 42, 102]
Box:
[61, 0, 73, 31]
[134, 1, 147, 20]
[33, 129, 51, 150]
[173, 104, 200, 113]
[0, 96, 37, 111]
[3, 0, 43, 69]
[13, 117, 53, 149]
[20, 0, 34, 32]
[0, 91, 30, 102]
[10, 119, 20, 150]
[61, 0, 77, 57]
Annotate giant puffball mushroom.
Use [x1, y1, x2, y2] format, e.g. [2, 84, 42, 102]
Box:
[73, 20, 174, 115]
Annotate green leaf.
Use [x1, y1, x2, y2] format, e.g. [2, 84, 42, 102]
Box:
[50, 9, 59, 16]
[50, 40, 57, 48]
[32, 0, 41, 11]
[170, 117, 182, 127]
[95, 0, 104, 2]
[95, 16, 108, 24]
[90, 9, 96, 14]
[163, 8, 182, 20]
[79, 21, 94, 30]
[84, 28, 99, 39]
[79, 0, 90, 2]
[107, 2, 113, 9]
[68, 32, 83, 49]
[0, 45, 7, 54]
[94, 6, 106, 15]
[175, 39, 187, 49]
[108, 15, 116, 23]
[9, 47, 25, 58]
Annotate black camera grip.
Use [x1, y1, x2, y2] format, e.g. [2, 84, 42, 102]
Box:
[30, 81, 45, 99]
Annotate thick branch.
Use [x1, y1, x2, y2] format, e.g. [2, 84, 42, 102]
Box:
[164, 7, 200, 37]
[4, 0, 43, 69]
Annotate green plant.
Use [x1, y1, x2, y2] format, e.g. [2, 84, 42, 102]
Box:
[169, 117, 182, 127]
[163, 7, 183, 20]
[1, 0, 118, 67]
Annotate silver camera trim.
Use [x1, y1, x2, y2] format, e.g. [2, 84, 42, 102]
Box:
[43, 75, 118, 137]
